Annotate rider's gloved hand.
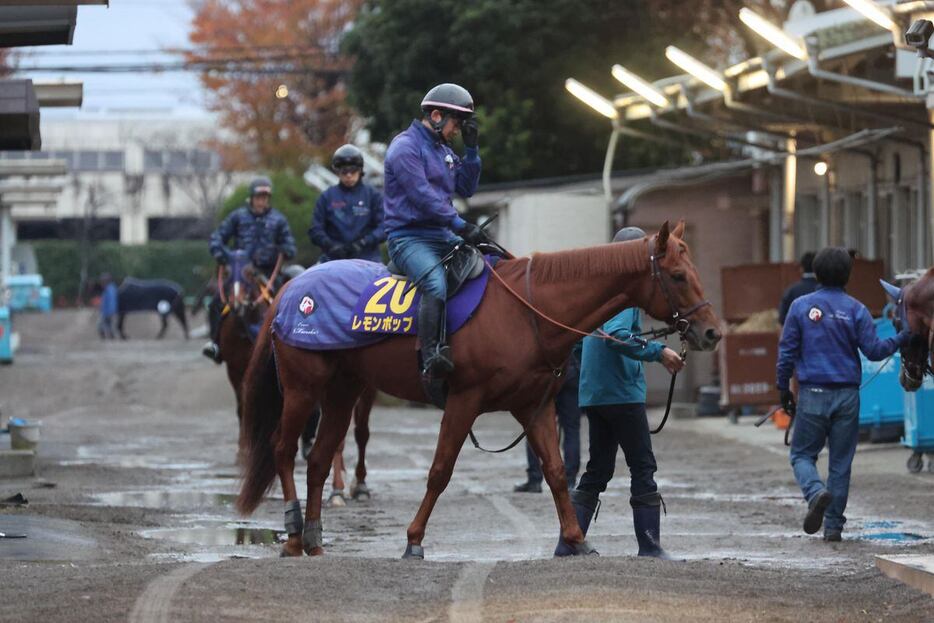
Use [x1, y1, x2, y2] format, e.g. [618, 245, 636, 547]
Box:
[780, 389, 796, 416]
[460, 221, 488, 246]
[348, 240, 365, 257]
[213, 251, 228, 265]
[328, 243, 348, 259]
[461, 117, 479, 149]
[897, 329, 913, 348]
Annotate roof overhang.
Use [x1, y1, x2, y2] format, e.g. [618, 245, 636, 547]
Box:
[0, 79, 39, 150]
[0, 5, 77, 48]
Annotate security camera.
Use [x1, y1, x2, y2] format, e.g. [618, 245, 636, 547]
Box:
[906, 19, 934, 57]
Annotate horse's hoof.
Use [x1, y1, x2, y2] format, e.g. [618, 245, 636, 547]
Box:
[350, 482, 371, 501]
[280, 542, 304, 557]
[306, 546, 325, 557]
[327, 491, 347, 508]
[402, 544, 424, 560]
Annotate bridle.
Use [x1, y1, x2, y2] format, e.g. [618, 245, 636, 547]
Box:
[647, 236, 711, 341]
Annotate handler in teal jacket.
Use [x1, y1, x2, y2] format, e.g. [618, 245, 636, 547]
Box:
[554, 226, 684, 558]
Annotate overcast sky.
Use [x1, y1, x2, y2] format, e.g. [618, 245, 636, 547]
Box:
[17, 0, 210, 118]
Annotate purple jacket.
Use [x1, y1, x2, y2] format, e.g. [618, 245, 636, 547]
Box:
[383, 120, 481, 237]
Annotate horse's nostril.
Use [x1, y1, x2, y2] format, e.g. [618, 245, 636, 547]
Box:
[704, 327, 721, 342]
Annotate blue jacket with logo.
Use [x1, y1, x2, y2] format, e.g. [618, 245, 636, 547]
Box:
[309, 182, 385, 262]
[579, 308, 665, 408]
[209, 205, 296, 271]
[776, 286, 910, 391]
[383, 120, 481, 237]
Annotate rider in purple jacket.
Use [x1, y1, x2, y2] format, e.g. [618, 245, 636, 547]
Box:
[383, 84, 487, 383]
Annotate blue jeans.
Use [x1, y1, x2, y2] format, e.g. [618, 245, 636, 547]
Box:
[577, 403, 658, 499]
[526, 374, 582, 486]
[387, 235, 459, 299]
[790, 386, 860, 532]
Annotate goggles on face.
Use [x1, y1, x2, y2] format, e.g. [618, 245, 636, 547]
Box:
[338, 166, 362, 176]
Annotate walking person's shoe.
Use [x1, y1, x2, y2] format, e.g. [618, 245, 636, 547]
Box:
[513, 479, 542, 493]
[823, 529, 842, 542]
[201, 341, 222, 364]
[631, 493, 670, 559]
[554, 489, 600, 556]
[803, 489, 833, 535]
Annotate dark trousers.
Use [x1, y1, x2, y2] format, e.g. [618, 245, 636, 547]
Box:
[525, 377, 582, 486]
[576, 403, 658, 499]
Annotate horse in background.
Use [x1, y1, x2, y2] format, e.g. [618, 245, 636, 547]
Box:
[116, 278, 188, 340]
[882, 272, 934, 390]
[237, 220, 722, 558]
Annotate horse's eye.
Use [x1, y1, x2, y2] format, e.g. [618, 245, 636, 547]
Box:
[671, 272, 687, 283]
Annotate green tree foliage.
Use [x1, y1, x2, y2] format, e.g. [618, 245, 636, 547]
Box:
[343, 0, 698, 182]
[218, 172, 321, 266]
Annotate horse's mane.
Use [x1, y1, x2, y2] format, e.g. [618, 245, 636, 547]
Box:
[529, 239, 649, 284]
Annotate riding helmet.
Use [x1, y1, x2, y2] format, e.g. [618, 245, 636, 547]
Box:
[421, 83, 475, 117]
[331, 144, 365, 171]
[250, 176, 273, 196]
[613, 226, 646, 243]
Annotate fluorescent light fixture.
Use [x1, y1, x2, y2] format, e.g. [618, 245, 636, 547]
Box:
[665, 46, 727, 92]
[565, 79, 618, 119]
[841, 0, 895, 30]
[611, 65, 669, 107]
[739, 7, 808, 60]
[814, 161, 828, 176]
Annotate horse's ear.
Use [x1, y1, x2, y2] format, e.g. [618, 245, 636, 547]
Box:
[671, 219, 685, 239]
[655, 221, 670, 256]
[880, 279, 902, 302]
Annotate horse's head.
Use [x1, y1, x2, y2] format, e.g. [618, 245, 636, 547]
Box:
[885, 276, 933, 391]
[642, 220, 722, 352]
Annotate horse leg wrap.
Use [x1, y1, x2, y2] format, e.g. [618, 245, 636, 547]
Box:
[302, 519, 323, 554]
[284, 500, 303, 536]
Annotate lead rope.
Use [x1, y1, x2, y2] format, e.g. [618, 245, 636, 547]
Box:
[650, 339, 688, 435]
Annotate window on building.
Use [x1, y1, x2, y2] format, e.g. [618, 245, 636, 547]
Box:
[102, 151, 125, 171]
[844, 192, 868, 256]
[144, 149, 164, 172]
[76, 150, 100, 171]
[166, 150, 189, 173]
[795, 194, 821, 257]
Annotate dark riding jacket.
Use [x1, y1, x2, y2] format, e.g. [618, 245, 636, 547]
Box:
[309, 182, 385, 262]
[209, 205, 296, 271]
[383, 120, 481, 238]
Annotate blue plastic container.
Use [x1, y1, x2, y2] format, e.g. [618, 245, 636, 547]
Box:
[903, 376, 934, 452]
[859, 317, 904, 428]
[6, 274, 43, 312]
[0, 306, 11, 363]
[37, 286, 52, 313]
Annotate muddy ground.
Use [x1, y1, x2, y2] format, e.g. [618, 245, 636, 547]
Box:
[0, 309, 931, 622]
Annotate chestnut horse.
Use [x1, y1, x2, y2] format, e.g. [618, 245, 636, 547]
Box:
[217, 253, 374, 499]
[883, 272, 934, 391]
[237, 221, 722, 558]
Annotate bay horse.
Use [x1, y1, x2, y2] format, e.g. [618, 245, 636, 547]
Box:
[882, 272, 934, 391]
[116, 278, 188, 340]
[218, 252, 375, 500]
[236, 220, 722, 558]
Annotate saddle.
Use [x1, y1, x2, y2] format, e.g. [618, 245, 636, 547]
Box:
[386, 244, 485, 300]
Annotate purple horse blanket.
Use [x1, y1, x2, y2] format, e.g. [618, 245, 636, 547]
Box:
[272, 259, 491, 350]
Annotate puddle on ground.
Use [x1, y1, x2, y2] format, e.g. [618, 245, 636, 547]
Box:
[92, 490, 237, 509]
[862, 532, 925, 542]
[142, 526, 286, 546]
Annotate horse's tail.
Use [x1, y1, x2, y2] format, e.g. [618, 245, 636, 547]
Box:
[236, 308, 283, 515]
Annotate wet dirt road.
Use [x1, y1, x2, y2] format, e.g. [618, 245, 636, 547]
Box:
[1, 310, 932, 622]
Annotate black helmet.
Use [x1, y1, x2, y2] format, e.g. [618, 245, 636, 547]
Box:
[331, 144, 364, 171]
[250, 176, 273, 197]
[421, 83, 475, 117]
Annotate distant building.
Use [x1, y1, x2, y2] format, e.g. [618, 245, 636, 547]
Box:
[0, 114, 252, 244]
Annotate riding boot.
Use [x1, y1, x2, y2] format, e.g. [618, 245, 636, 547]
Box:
[201, 296, 223, 364]
[631, 491, 670, 559]
[554, 489, 600, 557]
[418, 294, 454, 377]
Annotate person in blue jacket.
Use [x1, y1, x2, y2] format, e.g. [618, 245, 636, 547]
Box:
[554, 227, 685, 558]
[309, 144, 385, 263]
[98, 273, 118, 340]
[383, 83, 488, 383]
[777, 247, 911, 541]
[202, 177, 297, 363]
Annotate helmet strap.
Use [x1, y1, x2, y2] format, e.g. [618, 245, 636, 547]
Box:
[427, 111, 453, 144]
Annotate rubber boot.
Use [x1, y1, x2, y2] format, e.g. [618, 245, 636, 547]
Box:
[554, 489, 600, 557]
[418, 295, 454, 377]
[631, 492, 670, 559]
[202, 296, 223, 364]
